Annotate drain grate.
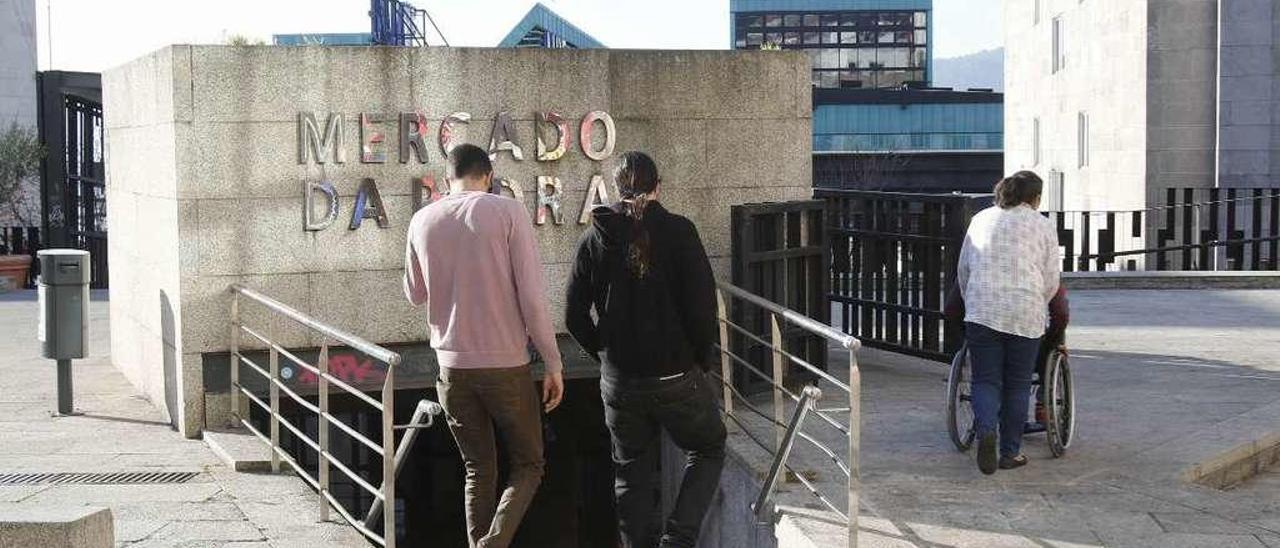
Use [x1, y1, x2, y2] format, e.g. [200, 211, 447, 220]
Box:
[0, 471, 201, 485]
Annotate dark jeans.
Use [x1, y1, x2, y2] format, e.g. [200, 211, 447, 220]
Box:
[965, 322, 1041, 458]
[437, 365, 545, 548]
[602, 368, 727, 548]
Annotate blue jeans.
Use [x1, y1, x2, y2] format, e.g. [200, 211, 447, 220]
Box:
[965, 322, 1041, 458]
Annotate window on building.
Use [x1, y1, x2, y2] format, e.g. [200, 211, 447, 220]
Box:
[784, 14, 802, 27]
[1043, 170, 1065, 211]
[747, 33, 763, 46]
[1052, 16, 1066, 73]
[840, 31, 857, 44]
[765, 14, 782, 27]
[821, 14, 839, 27]
[803, 14, 820, 27]
[803, 32, 820, 45]
[1033, 118, 1042, 166]
[1078, 111, 1089, 167]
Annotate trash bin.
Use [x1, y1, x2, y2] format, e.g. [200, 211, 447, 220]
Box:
[37, 249, 90, 414]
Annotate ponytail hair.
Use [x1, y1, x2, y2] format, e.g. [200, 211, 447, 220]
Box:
[614, 151, 661, 278]
[994, 170, 1044, 209]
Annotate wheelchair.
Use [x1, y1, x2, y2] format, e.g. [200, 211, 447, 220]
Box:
[945, 343, 1075, 457]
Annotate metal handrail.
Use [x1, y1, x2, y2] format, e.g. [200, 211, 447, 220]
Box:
[713, 280, 862, 548]
[228, 284, 437, 548]
[230, 284, 401, 366]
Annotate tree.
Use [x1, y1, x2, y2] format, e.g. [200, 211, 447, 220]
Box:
[225, 34, 266, 46]
[0, 123, 45, 227]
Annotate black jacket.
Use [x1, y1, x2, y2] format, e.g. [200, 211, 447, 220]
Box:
[565, 201, 717, 380]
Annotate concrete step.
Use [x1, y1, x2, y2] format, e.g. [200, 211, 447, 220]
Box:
[1138, 399, 1280, 489]
[203, 428, 273, 472]
[0, 505, 113, 548]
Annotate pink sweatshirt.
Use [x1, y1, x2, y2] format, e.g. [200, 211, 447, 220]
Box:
[403, 191, 564, 374]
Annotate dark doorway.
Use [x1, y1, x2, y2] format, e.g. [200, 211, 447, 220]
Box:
[256, 377, 618, 547]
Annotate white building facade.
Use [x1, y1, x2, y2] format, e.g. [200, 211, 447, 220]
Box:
[1004, 0, 1279, 213]
[0, 0, 38, 128]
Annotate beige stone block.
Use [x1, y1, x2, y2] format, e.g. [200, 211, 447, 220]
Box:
[307, 269, 428, 347]
[181, 273, 313, 354]
[103, 46, 176, 129]
[190, 45, 414, 123]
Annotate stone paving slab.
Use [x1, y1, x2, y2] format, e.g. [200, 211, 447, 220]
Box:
[735, 289, 1280, 547]
[0, 291, 370, 548]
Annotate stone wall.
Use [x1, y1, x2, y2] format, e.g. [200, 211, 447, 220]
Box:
[1145, 0, 1219, 203]
[104, 45, 813, 436]
[1216, 0, 1279, 188]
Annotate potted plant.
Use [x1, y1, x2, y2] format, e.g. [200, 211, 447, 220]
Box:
[0, 122, 44, 291]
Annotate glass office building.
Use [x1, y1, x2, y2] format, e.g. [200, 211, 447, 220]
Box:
[730, 0, 932, 89]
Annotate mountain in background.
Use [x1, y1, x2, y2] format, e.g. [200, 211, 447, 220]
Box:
[933, 47, 1004, 92]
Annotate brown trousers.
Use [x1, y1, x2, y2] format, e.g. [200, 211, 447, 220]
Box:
[437, 365, 545, 548]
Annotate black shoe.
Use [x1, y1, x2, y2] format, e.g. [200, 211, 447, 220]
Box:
[999, 455, 1028, 470]
[977, 432, 998, 475]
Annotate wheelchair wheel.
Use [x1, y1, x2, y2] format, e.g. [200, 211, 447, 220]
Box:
[1044, 350, 1075, 457]
[946, 345, 977, 451]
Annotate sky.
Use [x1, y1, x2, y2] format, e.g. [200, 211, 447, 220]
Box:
[31, 0, 1003, 73]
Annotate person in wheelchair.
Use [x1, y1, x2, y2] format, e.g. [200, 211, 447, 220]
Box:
[946, 286, 1070, 431]
[951, 171, 1063, 475]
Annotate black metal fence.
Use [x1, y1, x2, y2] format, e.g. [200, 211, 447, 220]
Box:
[729, 201, 829, 393]
[0, 227, 41, 288]
[819, 189, 988, 362]
[1052, 187, 1280, 272]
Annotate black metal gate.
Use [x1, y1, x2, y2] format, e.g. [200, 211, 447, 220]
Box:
[38, 71, 106, 288]
[62, 97, 107, 288]
[820, 189, 988, 362]
[729, 201, 829, 393]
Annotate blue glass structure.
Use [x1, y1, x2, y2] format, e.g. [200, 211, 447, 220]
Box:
[730, 0, 932, 89]
[813, 89, 1002, 153]
[497, 3, 605, 49]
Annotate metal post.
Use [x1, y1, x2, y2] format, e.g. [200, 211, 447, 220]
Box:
[382, 362, 396, 548]
[717, 290, 733, 422]
[318, 344, 330, 522]
[847, 348, 861, 548]
[229, 293, 240, 422]
[771, 313, 785, 450]
[366, 399, 441, 526]
[269, 346, 280, 473]
[56, 359, 73, 414]
[753, 386, 820, 521]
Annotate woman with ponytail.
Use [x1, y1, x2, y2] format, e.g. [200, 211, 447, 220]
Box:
[565, 151, 725, 547]
[957, 170, 1063, 475]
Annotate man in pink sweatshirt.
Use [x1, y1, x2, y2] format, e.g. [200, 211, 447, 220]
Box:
[403, 143, 564, 548]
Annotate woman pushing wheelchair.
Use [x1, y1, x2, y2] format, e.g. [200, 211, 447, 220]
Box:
[943, 171, 1069, 475]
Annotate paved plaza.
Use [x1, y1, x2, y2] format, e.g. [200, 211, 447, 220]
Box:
[1, 289, 1279, 547]
[0, 291, 369, 547]
[761, 289, 1280, 547]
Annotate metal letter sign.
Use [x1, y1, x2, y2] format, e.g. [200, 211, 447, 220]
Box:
[536, 112, 569, 162]
[399, 112, 429, 164]
[535, 176, 565, 225]
[499, 178, 525, 205]
[580, 111, 616, 161]
[579, 174, 612, 224]
[361, 113, 391, 163]
[488, 112, 525, 161]
[350, 178, 390, 229]
[439, 112, 471, 158]
[298, 112, 345, 164]
[412, 173, 448, 211]
[303, 181, 339, 231]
